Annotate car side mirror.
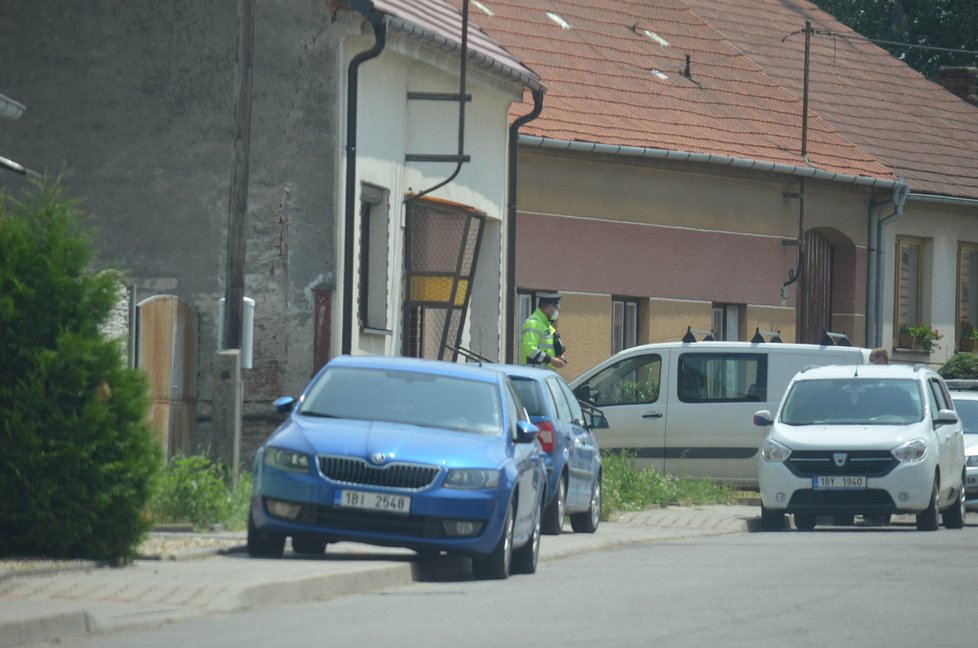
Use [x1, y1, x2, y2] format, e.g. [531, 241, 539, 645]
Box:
[587, 410, 609, 430]
[515, 419, 541, 443]
[753, 410, 773, 427]
[935, 408, 960, 426]
[273, 396, 296, 413]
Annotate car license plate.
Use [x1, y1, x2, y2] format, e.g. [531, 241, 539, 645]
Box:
[967, 475, 977, 487]
[337, 490, 411, 514]
[812, 475, 866, 490]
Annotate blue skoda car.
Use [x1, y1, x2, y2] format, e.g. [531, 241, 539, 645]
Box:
[248, 355, 546, 580]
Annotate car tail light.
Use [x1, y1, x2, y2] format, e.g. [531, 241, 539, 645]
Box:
[535, 420, 555, 452]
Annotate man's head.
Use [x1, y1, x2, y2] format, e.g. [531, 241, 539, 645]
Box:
[537, 292, 561, 320]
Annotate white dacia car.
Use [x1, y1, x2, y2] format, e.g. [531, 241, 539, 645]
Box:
[754, 364, 967, 531]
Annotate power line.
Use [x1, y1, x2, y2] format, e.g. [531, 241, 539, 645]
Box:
[815, 29, 978, 57]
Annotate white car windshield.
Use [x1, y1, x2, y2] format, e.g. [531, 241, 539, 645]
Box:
[951, 397, 978, 434]
[781, 378, 924, 426]
[299, 367, 502, 434]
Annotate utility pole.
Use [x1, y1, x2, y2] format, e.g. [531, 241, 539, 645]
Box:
[222, 0, 256, 352]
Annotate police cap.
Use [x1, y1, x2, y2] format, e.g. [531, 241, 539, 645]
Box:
[537, 291, 561, 306]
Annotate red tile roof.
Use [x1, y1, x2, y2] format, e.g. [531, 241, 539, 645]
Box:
[446, 0, 978, 198]
[683, 0, 978, 199]
[366, 1, 541, 90]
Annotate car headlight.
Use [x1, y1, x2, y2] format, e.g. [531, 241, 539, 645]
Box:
[967, 455, 978, 467]
[761, 438, 791, 462]
[264, 447, 310, 473]
[444, 469, 500, 490]
[891, 438, 928, 463]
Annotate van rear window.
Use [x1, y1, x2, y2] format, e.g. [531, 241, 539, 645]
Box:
[678, 353, 766, 403]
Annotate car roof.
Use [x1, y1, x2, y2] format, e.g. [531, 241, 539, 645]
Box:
[792, 363, 934, 381]
[326, 354, 506, 384]
[481, 362, 561, 381]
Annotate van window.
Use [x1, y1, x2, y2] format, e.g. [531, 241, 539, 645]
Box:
[678, 353, 766, 403]
[576, 354, 661, 407]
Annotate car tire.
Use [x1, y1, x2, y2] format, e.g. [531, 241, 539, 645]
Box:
[541, 475, 566, 535]
[760, 506, 785, 532]
[472, 501, 513, 580]
[291, 536, 327, 555]
[247, 510, 285, 558]
[511, 500, 542, 575]
[942, 475, 966, 529]
[916, 478, 940, 531]
[794, 514, 817, 531]
[570, 477, 601, 533]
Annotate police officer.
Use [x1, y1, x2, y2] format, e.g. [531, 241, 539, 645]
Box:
[521, 292, 567, 368]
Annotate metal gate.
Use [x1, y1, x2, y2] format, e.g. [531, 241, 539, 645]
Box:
[402, 198, 485, 360]
[798, 229, 833, 344]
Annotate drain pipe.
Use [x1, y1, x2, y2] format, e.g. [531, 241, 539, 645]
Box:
[342, 10, 387, 356]
[867, 181, 909, 346]
[504, 89, 545, 363]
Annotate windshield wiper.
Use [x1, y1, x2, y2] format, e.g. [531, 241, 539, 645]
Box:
[300, 411, 338, 418]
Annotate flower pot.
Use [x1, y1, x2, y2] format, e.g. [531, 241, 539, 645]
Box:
[898, 333, 914, 349]
[961, 338, 975, 353]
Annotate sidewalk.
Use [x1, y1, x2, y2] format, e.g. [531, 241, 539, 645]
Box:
[0, 504, 758, 648]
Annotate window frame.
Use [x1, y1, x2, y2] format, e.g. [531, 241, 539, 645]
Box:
[894, 236, 924, 340]
[358, 184, 390, 332]
[611, 296, 640, 354]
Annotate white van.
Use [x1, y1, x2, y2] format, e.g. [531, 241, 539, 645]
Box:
[569, 341, 869, 487]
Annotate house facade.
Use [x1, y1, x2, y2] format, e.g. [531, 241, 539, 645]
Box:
[0, 0, 538, 461]
[453, 0, 978, 377]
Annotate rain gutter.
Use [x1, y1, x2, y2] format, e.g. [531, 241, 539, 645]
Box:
[517, 135, 901, 189]
[342, 5, 387, 355]
[504, 89, 545, 363]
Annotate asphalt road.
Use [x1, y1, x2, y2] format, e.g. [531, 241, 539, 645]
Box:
[27, 520, 978, 648]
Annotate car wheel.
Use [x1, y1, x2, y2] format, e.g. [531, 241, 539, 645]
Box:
[916, 477, 940, 531]
[511, 500, 542, 575]
[760, 506, 785, 532]
[942, 475, 966, 529]
[794, 514, 817, 530]
[247, 510, 285, 558]
[570, 477, 601, 533]
[291, 536, 327, 555]
[541, 475, 566, 535]
[472, 501, 513, 580]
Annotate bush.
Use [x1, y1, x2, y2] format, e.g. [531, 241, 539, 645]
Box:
[600, 450, 733, 519]
[149, 455, 252, 531]
[0, 181, 161, 561]
[939, 353, 978, 379]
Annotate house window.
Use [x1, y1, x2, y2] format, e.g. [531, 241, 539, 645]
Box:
[895, 237, 923, 334]
[358, 184, 389, 331]
[958, 243, 978, 335]
[612, 297, 639, 353]
[712, 304, 742, 341]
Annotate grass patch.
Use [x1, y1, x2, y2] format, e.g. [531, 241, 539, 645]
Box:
[601, 450, 734, 520]
[148, 455, 252, 531]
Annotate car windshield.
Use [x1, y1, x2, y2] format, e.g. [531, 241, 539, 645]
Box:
[299, 366, 501, 434]
[780, 378, 923, 425]
[951, 396, 978, 434]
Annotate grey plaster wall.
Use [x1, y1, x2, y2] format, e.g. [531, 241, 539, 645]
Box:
[0, 0, 341, 459]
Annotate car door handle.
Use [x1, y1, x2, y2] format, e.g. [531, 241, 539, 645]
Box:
[642, 411, 663, 419]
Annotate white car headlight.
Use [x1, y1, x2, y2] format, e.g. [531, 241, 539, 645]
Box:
[761, 438, 791, 462]
[967, 455, 978, 467]
[264, 447, 311, 473]
[445, 469, 500, 490]
[891, 438, 928, 463]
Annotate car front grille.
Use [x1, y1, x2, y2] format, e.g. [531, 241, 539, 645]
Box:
[318, 456, 440, 490]
[788, 489, 896, 511]
[785, 450, 897, 478]
[295, 504, 447, 538]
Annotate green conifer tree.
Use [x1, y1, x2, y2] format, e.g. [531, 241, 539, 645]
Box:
[0, 180, 160, 561]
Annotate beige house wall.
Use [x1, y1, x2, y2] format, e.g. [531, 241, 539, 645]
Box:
[516, 148, 877, 371]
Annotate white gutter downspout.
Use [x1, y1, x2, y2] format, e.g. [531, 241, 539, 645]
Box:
[867, 181, 909, 347]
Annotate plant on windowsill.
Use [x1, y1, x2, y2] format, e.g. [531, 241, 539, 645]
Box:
[960, 319, 978, 352]
[901, 323, 942, 352]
